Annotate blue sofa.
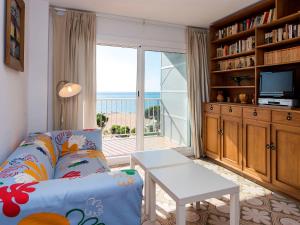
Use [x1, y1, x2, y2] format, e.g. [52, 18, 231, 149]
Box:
[0, 129, 143, 225]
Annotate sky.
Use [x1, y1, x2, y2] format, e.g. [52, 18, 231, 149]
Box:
[96, 45, 161, 93]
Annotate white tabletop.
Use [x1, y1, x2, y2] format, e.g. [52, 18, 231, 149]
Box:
[131, 150, 191, 170]
[149, 163, 239, 205]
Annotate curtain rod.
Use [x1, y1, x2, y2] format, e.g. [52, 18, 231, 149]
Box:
[50, 5, 94, 14]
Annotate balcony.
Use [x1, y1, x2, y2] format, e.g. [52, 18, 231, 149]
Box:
[97, 97, 188, 158]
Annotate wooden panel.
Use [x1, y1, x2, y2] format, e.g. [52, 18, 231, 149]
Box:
[272, 124, 300, 198]
[243, 119, 271, 182]
[204, 113, 220, 160]
[220, 115, 243, 169]
[272, 110, 300, 126]
[205, 103, 221, 114]
[243, 107, 271, 122]
[221, 105, 242, 117]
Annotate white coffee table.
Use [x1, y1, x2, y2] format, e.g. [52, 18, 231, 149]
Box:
[130, 150, 192, 215]
[148, 163, 240, 225]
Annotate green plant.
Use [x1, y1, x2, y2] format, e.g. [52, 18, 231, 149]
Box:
[131, 128, 136, 134]
[96, 113, 109, 129]
[110, 125, 121, 134]
[144, 105, 160, 121]
[120, 126, 130, 134]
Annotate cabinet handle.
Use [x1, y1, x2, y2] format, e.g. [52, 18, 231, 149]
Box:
[266, 144, 270, 150]
[219, 129, 224, 135]
[287, 113, 292, 121]
[229, 107, 232, 113]
[270, 144, 276, 151]
[253, 110, 257, 116]
[210, 105, 213, 110]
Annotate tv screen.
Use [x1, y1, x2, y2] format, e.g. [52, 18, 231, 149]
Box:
[260, 71, 294, 97]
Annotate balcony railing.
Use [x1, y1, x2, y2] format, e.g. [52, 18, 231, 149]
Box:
[96, 98, 162, 138]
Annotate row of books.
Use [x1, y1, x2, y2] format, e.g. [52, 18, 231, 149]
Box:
[265, 24, 300, 44]
[216, 8, 275, 39]
[216, 36, 255, 57]
[216, 55, 256, 71]
[264, 46, 300, 65]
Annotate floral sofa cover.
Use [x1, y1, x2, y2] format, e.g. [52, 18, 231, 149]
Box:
[0, 129, 143, 225]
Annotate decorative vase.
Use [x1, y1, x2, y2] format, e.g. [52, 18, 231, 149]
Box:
[217, 91, 224, 102]
[239, 93, 248, 104]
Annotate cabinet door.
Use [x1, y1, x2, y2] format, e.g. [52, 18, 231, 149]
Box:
[271, 124, 300, 198]
[220, 115, 242, 170]
[204, 113, 220, 160]
[243, 119, 271, 182]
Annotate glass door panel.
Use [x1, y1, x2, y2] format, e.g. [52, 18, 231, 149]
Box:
[144, 51, 190, 151]
[96, 45, 138, 158]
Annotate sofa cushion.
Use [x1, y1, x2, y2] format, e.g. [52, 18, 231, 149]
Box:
[0, 143, 54, 186]
[54, 150, 109, 179]
[51, 129, 102, 158]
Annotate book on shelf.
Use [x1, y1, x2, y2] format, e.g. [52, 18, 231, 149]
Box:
[216, 55, 255, 71]
[216, 36, 255, 57]
[264, 46, 300, 65]
[216, 8, 275, 40]
[265, 22, 300, 44]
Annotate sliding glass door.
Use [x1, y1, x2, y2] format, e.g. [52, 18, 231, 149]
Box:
[96, 45, 191, 162]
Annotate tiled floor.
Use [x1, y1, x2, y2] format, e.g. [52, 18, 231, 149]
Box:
[103, 136, 183, 157]
[116, 159, 300, 225]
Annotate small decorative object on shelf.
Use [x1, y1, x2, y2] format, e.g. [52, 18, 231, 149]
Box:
[217, 91, 225, 102]
[239, 93, 248, 104]
[232, 75, 251, 86]
[233, 96, 238, 103]
[227, 97, 231, 103]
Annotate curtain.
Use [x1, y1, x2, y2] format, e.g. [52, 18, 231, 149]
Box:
[52, 10, 96, 130]
[187, 27, 210, 158]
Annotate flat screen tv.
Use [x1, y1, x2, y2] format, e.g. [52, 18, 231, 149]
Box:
[260, 71, 295, 98]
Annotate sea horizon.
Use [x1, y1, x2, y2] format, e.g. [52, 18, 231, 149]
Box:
[96, 91, 161, 113]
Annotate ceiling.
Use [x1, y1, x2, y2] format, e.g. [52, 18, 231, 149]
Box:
[49, 0, 259, 27]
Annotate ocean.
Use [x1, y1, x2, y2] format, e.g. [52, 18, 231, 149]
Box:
[96, 92, 160, 113]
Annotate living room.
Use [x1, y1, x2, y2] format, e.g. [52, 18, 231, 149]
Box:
[0, 0, 300, 224]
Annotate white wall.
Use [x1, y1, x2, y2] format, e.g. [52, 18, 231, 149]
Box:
[0, 0, 28, 163]
[27, 0, 49, 133]
[96, 13, 186, 52]
[0, 0, 49, 163]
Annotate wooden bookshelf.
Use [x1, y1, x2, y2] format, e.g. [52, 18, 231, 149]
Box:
[209, 0, 300, 104]
[211, 50, 255, 60]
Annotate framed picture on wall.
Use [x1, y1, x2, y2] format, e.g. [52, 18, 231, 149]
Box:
[5, 0, 25, 72]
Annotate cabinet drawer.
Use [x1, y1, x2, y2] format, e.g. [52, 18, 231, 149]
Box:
[243, 107, 271, 122]
[205, 103, 220, 114]
[272, 110, 300, 126]
[221, 105, 242, 117]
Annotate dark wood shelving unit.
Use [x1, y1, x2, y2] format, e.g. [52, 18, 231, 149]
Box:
[211, 50, 255, 61]
[209, 0, 300, 104]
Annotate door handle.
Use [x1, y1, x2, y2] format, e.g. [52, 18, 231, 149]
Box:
[219, 129, 224, 135]
[253, 110, 258, 116]
[266, 144, 270, 150]
[229, 107, 232, 113]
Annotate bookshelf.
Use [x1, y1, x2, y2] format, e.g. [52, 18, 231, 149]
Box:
[209, 0, 300, 104]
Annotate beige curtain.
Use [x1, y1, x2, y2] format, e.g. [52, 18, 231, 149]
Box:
[52, 10, 96, 130]
[187, 27, 210, 158]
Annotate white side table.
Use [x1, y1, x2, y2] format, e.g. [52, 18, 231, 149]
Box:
[130, 150, 192, 216]
[149, 163, 240, 225]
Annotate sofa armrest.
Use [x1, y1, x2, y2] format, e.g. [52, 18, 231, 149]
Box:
[0, 170, 143, 225]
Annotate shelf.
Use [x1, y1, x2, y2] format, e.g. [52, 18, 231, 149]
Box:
[257, 12, 300, 30]
[257, 60, 300, 68]
[212, 67, 255, 73]
[211, 28, 255, 44]
[212, 50, 255, 61]
[211, 86, 255, 89]
[256, 36, 300, 49]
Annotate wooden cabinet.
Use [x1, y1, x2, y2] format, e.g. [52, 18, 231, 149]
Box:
[203, 103, 300, 200]
[204, 113, 220, 160]
[243, 119, 271, 182]
[271, 124, 300, 199]
[220, 115, 243, 170]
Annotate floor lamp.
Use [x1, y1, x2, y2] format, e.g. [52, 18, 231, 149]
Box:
[56, 81, 82, 130]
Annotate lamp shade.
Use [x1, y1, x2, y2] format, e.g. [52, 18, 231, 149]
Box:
[58, 82, 82, 98]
